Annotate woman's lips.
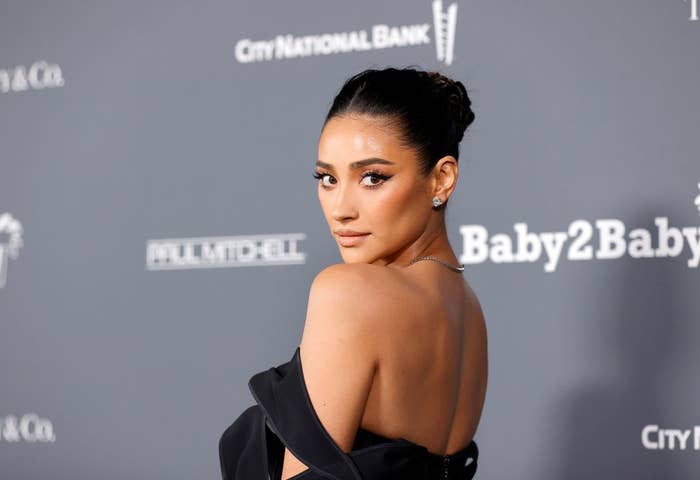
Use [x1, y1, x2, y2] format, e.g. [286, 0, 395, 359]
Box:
[336, 233, 370, 247]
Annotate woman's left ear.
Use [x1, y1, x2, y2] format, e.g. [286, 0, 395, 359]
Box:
[431, 155, 459, 202]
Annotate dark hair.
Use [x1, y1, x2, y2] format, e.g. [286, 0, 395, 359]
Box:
[323, 66, 475, 177]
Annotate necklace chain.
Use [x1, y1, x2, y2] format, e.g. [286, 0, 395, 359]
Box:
[406, 255, 465, 273]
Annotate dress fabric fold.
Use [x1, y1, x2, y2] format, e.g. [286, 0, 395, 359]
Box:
[219, 347, 479, 479]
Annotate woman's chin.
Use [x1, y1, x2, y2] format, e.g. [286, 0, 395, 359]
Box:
[339, 252, 368, 264]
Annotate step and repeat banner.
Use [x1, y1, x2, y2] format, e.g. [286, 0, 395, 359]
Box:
[1, 1, 699, 478]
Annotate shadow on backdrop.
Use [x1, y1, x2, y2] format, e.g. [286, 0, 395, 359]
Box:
[548, 205, 693, 479]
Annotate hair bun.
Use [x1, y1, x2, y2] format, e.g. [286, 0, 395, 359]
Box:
[325, 67, 475, 175]
[424, 72, 475, 142]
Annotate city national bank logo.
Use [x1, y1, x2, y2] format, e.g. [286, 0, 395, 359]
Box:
[642, 425, 700, 451]
[684, 0, 699, 21]
[0, 60, 65, 94]
[0, 213, 23, 289]
[0, 414, 55, 443]
[146, 232, 306, 270]
[458, 183, 700, 273]
[235, 0, 458, 65]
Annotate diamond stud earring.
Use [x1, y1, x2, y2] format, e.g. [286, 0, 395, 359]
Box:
[432, 196, 443, 207]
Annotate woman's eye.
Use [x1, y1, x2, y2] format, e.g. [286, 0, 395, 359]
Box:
[321, 175, 335, 187]
[313, 171, 336, 187]
[361, 173, 386, 187]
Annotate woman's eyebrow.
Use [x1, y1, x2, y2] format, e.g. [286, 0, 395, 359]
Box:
[315, 157, 395, 171]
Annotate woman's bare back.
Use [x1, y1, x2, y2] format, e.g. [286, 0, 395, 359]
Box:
[358, 263, 488, 456]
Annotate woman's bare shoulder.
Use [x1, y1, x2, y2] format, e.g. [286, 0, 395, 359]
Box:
[308, 263, 425, 323]
[299, 263, 412, 377]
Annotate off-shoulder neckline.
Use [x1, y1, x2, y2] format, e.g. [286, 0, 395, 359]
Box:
[292, 345, 476, 460]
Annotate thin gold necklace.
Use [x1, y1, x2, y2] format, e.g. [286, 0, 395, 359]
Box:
[407, 255, 465, 273]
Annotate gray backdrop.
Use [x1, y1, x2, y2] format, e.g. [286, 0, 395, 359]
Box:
[1, 1, 699, 478]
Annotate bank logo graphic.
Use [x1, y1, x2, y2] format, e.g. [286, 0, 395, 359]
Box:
[0, 414, 55, 443]
[0, 213, 23, 289]
[459, 184, 700, 272]
[0, 60, 65, 94]
[146, 233, 306, 270]
[432, 0, 458, 66]
[685, 0, 699, 21]
[235, 1, 458, 65]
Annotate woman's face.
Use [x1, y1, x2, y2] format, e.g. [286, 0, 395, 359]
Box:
[315, 114, 436, 266]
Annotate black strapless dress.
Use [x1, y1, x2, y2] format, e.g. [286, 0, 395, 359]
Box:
[218, 346, 479, 479]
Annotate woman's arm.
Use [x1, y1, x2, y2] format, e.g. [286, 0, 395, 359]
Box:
[281, 263, 382, 479]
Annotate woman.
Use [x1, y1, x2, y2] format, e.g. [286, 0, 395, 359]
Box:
[219, 66, 488, 479]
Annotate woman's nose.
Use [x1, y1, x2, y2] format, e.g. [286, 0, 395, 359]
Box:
[330, 184, 358, 221]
